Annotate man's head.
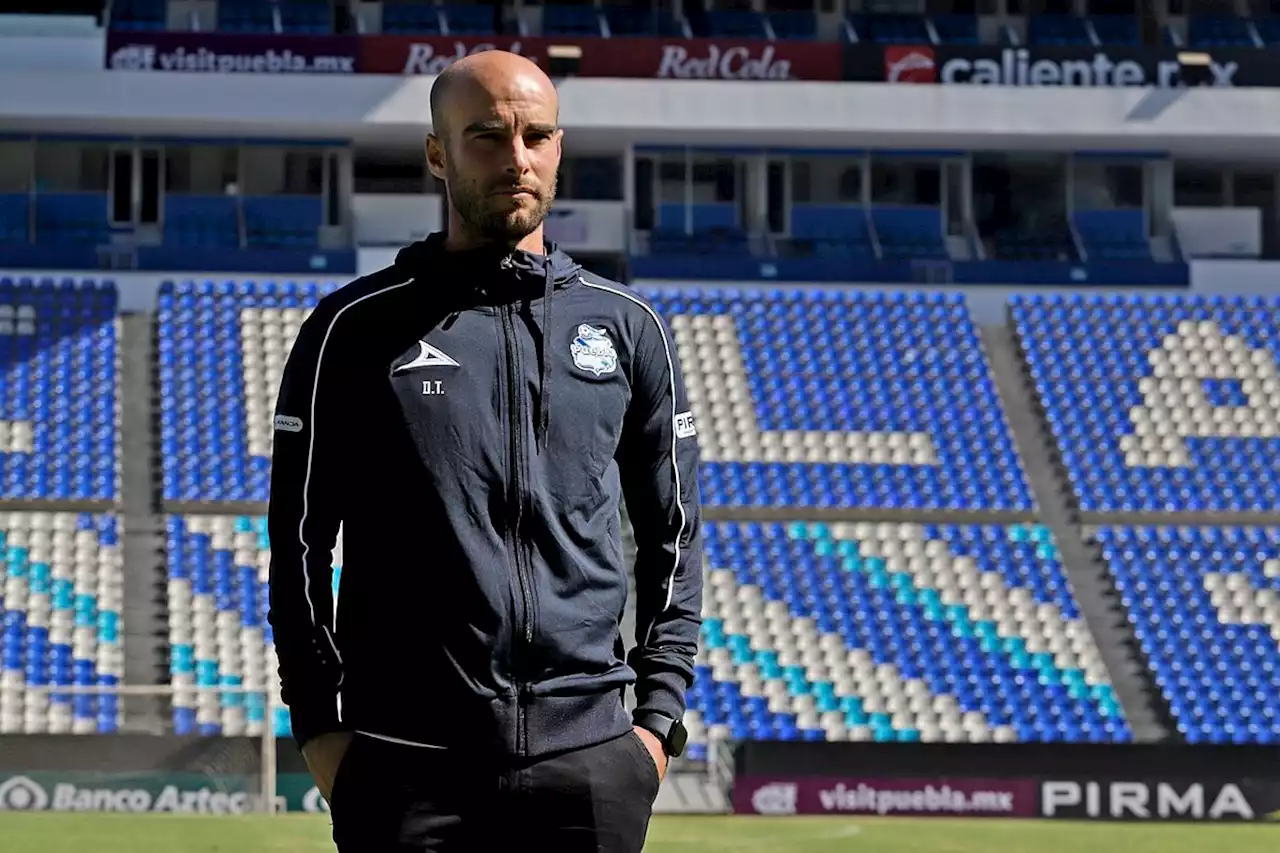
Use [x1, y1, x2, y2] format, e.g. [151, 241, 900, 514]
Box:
[426, 50, 562, 251]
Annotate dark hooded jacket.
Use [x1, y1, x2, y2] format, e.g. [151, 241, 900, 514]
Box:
[266, 234, 704, 758]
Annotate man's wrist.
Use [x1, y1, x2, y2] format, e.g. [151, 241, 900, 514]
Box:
[633, 712, 689, 757]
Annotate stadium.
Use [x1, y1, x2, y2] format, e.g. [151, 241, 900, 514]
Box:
[1, 0, 1280, 851]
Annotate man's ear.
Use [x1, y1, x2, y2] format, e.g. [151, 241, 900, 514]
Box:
[426, 134, 447, 182]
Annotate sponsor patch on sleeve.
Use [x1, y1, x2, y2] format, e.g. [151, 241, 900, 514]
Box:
[274, 414, 304, 433]
[675, 411, 697, 439]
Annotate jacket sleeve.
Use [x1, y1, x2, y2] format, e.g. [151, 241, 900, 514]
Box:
[266, 303, 348, 750]
[617, 306, 704, 729]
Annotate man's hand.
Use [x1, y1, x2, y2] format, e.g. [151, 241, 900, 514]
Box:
[632, 725, 669, 783]
[301, 730, 355, 804]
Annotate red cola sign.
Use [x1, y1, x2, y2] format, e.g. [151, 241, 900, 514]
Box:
[357, 35, 840, 80]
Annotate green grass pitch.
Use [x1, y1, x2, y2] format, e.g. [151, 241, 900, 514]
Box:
[0, 813, 1276, 853]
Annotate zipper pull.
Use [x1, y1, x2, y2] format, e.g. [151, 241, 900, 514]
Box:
[500, 255, 514, 270]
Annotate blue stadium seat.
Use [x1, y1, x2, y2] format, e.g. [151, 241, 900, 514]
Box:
[110, 0, 166, 30]
[543, 5, 604, 36]
[1098, 526, 1280, 744]
[932, 14, 979, 44]
[789, 205, 875, 258]
[163, 196, 239, 250]
[644, 287, 1034, 512]
[769, 11, 818, 40]
[34, 194, 109, 247]
[604, 6, 686, 36]
[441, 4, 498, 35]
[218, 0, 277, 33]
[685, 521, 1129, 753]
[0, 513, 122, 734]
[381, 2, 443, 34]
[851, 14, 932, 44]
[242, 196, 321, 249]
[278, 0, 332, 34]
[706, 10, 768, 39]
[1027, 14, 1092, 45]
[0, 195, 29, 245]
[1255, 16, 1280, 44]
[1073, 209, 1152, 261]
[1011, 293, 1280, 513]
[871, 206, 949, 260]
[0, 278, 117, 502]
[165, 514, 343, 737]
[1090, 15, 1140, 45]
[1187, 15, 1256, 47]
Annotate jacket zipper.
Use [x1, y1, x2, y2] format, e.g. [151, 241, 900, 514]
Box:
[499, 298, 534, 754]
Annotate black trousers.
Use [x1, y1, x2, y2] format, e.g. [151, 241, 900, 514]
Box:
[329, 730, 661, 852]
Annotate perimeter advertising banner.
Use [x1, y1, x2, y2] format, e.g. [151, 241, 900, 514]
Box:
[734, 776, 1280, 821]
[105, 31, 358, 74]
[843, 42, 1280, 88]
[357, 35, 842, 80]
[734, 777, 1039, 818]
[102, 30, 842, 81]
[0, 771, 328, 814]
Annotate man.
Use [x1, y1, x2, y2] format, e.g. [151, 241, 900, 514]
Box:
[267, 50, 704, 851]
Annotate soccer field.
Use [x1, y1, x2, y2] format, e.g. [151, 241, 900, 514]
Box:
[0, 813, 1276, 853]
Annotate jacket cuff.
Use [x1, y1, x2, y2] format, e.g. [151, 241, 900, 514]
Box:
[287, 695, 345, 752]
[632, 670, 689, 725]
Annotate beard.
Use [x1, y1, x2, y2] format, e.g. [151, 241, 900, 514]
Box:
[447, 166, 557, 245]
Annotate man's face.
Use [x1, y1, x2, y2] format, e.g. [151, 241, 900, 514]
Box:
[429, 74, 562, 244]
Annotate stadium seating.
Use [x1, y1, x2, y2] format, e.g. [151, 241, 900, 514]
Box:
[156, 282, 1032, 512]
[686, 520, 1128, 758]
[0, 512, 122, 735]
[1072, 210, 1152, 262]
[165, 514, 339, 737]
[1011, 293, 1280, 514]
[1097, 526, 1280, 744]
[0, 195, 30, 245]
[646, 287, 1034, 512]
[157, 279, 341, 504]
[0, 277, 117, 502]
[109, 0, 166, 31]
[543, 4, 605, 37]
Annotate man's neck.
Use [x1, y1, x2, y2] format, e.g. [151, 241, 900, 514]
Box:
[444, 228, 545, 256]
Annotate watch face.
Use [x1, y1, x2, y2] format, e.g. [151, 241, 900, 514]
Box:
[668, 721, 689, 756]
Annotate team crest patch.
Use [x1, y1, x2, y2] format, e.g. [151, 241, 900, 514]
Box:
[570, 324, 618, 377]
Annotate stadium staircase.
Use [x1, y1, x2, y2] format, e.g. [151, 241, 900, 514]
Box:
[117, 310, 170, 734]
[981, 321, 1171, 743]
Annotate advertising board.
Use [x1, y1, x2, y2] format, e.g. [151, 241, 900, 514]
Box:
[105, 31, 358, 74]
[357, 35, 842, 80]
[844, 43, 1280, 88]
[733, 775, 1280, 821]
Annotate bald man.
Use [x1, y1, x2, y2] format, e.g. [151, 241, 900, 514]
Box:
[267, 50, 704, 851]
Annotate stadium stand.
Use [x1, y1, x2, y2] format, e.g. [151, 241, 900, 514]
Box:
[0, 277, 117, 503]
[1010, 293, 1280, 515]
[690, 520, 1128, 758]
[1096, 526, 1280, 745]
[0, 512, 123, 735]
[164, 512, 343, 737]
[157, 280, 340, 504]
[652, 287, 1034, 513]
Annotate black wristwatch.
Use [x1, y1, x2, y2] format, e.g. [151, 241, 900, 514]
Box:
[634, 713, 689, 758]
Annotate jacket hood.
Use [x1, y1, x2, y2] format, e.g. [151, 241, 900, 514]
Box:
[393, 232, 582, 302]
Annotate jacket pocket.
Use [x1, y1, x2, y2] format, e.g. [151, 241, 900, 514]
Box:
[623, 729, 663, 802]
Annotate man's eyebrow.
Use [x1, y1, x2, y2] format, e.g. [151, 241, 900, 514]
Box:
[462, 120, 559, 135]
